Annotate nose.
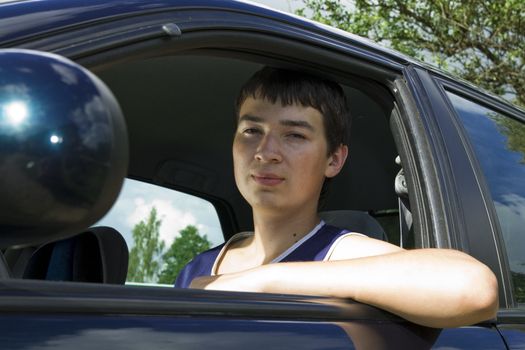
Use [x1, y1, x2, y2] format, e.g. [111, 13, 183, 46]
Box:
[255, 133, 282, 163]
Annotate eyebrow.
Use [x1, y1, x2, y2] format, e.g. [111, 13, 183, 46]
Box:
[280, 119, 315, 131]
[239, 114, 315, 131]
[238, 114, 264, 123]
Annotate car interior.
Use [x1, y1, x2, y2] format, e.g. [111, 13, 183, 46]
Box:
[99, 54, 400, 233]
[2, 47, 413, 285]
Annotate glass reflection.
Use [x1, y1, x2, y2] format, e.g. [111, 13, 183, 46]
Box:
[50, 134, 63, 144]
[447, 91, 525, 303]
[3, 100, 28, 126]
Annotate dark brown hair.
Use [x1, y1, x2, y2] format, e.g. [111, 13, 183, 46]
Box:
[235, 67, 351, 155]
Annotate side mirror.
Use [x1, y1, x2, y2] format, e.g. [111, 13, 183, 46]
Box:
[0, 49, 128, 248]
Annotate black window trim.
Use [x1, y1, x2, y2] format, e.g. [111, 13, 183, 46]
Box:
[401, 66, 469, 251]
[390, 76, 438, 250]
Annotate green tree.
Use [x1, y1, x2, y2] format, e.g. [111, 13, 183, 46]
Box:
[127, 207, 166, 283]
[297, 0, 525, 106]
[158, 225, 211, 284]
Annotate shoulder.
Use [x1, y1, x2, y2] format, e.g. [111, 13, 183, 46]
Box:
[175, 232, 254, 288]
[326, 232, 404, 261]
[174, 244, 224, 288]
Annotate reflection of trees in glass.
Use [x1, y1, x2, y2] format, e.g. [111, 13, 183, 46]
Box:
[485, 112, 525, 304]
[491, 112, 525, 164]
[512, 271, 525, 303]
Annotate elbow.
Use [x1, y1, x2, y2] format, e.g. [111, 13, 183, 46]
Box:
[460, 263, 499, 324]
[474, 267, 499, 320]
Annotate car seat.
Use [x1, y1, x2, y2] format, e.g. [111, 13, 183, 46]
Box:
[319, 210, 388, 241]
[22, 226, 128, 284]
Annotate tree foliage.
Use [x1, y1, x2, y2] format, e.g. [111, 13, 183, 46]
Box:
[158, 225, 211, 284]
[297, 0, 525, 106]
[127, 207, 165, 283]
[512, 271, 525, 303]
[127, 207, 212, 284]
[492, 113, 525, 163]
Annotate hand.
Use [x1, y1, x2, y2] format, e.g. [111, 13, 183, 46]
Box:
[189, 266, 269, 293]
[189, 275, 225, 290]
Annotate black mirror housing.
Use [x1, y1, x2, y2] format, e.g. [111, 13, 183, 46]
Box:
[0, 49, 128, 248]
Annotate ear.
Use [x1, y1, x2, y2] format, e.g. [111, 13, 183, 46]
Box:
[325, 144, 348, 178]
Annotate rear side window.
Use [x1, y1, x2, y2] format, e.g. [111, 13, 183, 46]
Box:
[96, 179, 223, 285]
[447, 92, 525, 304]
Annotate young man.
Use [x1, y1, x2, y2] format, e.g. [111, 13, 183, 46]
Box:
[176, 67, 498, 328]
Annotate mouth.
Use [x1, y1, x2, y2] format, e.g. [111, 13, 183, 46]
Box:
[251, 173, 285, 186]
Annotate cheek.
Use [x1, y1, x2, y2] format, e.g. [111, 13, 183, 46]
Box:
[293, 147, 329, 171]
[233, 134, 260, 164]
[232, 140, 249, 181]
[289, 154, 324, 185]
[232, 140, 245, 167]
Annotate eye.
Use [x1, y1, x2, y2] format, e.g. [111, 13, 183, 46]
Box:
[242, 127, 261, 135]
[287, 133, 306, 140]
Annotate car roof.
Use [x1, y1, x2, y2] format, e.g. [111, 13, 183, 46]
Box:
[2, 0, 522, 112]
[0, 0, 413, 63]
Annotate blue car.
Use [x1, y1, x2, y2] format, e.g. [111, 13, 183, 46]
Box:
[0, 1, 524, 349]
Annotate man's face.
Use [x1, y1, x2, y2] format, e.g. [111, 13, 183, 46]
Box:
[233, 96, 346, 213]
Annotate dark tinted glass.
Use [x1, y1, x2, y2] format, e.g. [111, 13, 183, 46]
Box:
[447, 92, 525, 304]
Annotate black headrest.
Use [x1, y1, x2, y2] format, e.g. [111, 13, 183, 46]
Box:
[319, 210, 388, 241]
[23, 226, 128, 284]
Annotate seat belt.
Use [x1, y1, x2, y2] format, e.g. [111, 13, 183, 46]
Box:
[394, 156, 412, 248]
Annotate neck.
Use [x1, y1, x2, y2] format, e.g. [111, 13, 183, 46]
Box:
[250, 207, 321, 263]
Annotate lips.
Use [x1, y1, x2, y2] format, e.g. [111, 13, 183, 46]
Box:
[252, 173, 284, 186]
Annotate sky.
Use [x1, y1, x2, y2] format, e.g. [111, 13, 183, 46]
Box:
[246, 0, 303, 12]
[96, 179, 224, 249]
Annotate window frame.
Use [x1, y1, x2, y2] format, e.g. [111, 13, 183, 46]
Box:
[8, 4, 411, 243]
[436, 75, 525, 309]
[77, 31, 405, 239]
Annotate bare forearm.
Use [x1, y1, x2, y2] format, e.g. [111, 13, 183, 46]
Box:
[255, 249, 498, 328]
[192, 248, 498, 328]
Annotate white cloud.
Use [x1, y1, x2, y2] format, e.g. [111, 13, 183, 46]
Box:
[52, 63, 78, 85]
[1, 83, 29, 96]
[126, 197, 210, 245]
